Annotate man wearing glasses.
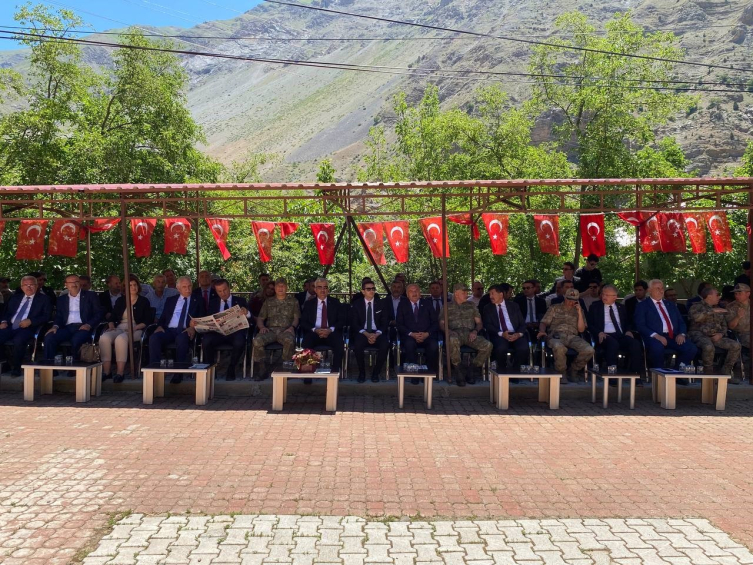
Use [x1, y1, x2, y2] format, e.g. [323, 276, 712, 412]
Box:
[440, 283, 492, 386]
[575, 254, 603, 292]
[300, 277, 346, 382]
[44, 274, 102, 361]
[349, 280, 390, 382]
[514, 279, 547, 337]
[0, 276, 52, 376]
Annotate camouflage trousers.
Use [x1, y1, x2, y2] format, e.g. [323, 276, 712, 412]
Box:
[447, 331, 493, 367]
[689, 333, 741, 371]
[547, 334, 594, 373]
[252, 328, 296, 362]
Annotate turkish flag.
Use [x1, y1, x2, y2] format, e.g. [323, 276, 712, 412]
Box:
[419, 217, 450, 258]
[533, 215, 559, 255]
[579, 214, 606, 257]
[252, 221, 275, 263]
[618, 211, 661, 253]
[163, 218, 191, 255]
[48, 219, 80, 257]
[448, 214, 480, 240]
[481, 213, 508, 255]
[206, 218, 231, 261]
[311, 223, 336, 265]
[16, 220, 48, 260]
[682, 212, 707, 254]
[656, 212, 686, 253]
[130, 219, 157, 258]
[357, 222, 386, 265]
[80, 218, 120, 240]
[384, 221, 409, 263]
[278, 222, 299, 239]
[706, 211, 733, 253]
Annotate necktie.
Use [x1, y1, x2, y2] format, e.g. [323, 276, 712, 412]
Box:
[656, 301, 674, 339]
[498, 304, 509, 332]
[178, 298, 188, 330]
[203, 289, 209, 309]
[223, 300, 229, 312]
[609, 305, 622, 335]
[366, 302, 374, 332]
[434, 299, 440, 314]
[413, 302, 419, 322]
[321, 300, 328, 328]
[13, 297, 30, 330]
[528, 298, 534, 322]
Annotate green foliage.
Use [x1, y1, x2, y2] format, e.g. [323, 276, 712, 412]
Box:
[316, 159, 336, 183]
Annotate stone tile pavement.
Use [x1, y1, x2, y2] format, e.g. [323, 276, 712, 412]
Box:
[81, 515, 753, 565]
[1, 390, 753, 563]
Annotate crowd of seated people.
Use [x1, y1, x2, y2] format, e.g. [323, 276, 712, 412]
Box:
[0, 259, 749, 390]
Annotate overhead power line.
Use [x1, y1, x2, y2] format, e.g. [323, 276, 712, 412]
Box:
[2, 28, 750, 95]
[262, 0, 753, 75]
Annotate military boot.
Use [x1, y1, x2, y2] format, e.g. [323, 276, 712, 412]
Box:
[252, 362, 265, 381]
[453, 364, 466, 387]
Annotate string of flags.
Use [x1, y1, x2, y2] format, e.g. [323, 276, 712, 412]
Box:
[3, 211, 737, 262]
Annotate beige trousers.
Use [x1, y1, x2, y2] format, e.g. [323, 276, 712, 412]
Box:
[99, 322, 143, 363]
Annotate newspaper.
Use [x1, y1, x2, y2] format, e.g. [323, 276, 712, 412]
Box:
[192, 305, 249, 336]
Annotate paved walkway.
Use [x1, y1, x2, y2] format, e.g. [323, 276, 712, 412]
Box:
[1, 391, 753, 564]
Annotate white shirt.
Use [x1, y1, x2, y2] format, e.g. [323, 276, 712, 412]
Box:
[467, 295, 481, 306]
[603, 304, 621, 334]
[109, 292, 121, 308]
[314, 299, 334, 331]
[495, 301, 514, 336]
[219, 294, 252, 318]
[168, 296, 190, 329]
[651, 299, 672, 335]
[430, 297, 443, 313]
[66, 293, 82, 325]
[391, 296, 402, 317]
[12, 294, 34, 325]
[360, 299, 381, 334]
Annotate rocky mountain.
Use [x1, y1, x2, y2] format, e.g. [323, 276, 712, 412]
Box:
[2, 0, 753, 179]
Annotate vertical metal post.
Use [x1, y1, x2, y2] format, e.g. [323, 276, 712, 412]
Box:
[195, 192, 201, 278]
[86, 228, 92, 279]
[748, 185, 753, 358]
[634, 226, 641, 282]
[347, 217, 353, 297]
[120, 199, 136, 380]
[441, 195, 451, 382]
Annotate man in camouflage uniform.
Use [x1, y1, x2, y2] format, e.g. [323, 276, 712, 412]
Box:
[689, 286, 740, 377]
[537, 288, 593, 383]
[252, 277, 300, 380]
[726, 283, 750, 383]
[439, 283, 492, 386]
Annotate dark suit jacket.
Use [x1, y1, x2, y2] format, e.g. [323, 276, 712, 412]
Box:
[348, 298, 390, 337]
[54, 290, 102, 328]
[635, 298, 687, 340]
[624, 296, 644, 322]
[207, 294, 249, 316]
[482, 300, 527, 337]
[99, 291, 121, 319]
[158, 293, 205, 329]
[111, 295, 153, 327]
[385, 295, 408, 321]
[395, 298, 438, 340]
[587, 301, 633, 335]
[14, 286, 57, 310]
[513, 294, 547, 323]
[192, 286, 218, 306]
[300, 296, 346, 333]
[295, 290, 315, 308]
[2, 292, 52, 330]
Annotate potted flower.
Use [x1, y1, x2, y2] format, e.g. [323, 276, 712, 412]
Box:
[291, 349, 322, 372]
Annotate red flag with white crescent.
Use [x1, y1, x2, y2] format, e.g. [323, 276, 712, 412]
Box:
[79, 218, 120, 240]
[419, 217, 450, 258]
[682, 212, 706, 254]
[48, 219, 80, 258]
[481, 213, 509, 255]
[448, 214, 480, 240]
[705, 211, 733, 253]
[130, 219, 157, 258]
[384, 221, 409, 263]
[252, 221, 275, 263]
[16, 220, 48, 261]
[163, 218, 191, 255]
[533, 215, 559, 255]
[656, 212, 686, 253]
[579, 214, 606, 257]
[205, 218, 231, 261]
[618, 211, 661, 253]
[311, 223, 336, 265]
[277, 222, 299, 240]
[357, 222, 386, 265]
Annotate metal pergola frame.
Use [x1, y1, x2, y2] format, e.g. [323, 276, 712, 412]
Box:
[2, 176, 752, 382]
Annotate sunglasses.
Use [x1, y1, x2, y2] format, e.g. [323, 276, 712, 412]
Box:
[364, 287, 376, 291]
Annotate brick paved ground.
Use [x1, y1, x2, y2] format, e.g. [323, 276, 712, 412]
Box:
[1, 389, 753, 564]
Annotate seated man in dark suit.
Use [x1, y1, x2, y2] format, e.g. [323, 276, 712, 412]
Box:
[0, 275, 52, 375]
[44, 274, 103, 361]
[295, 277, 316, 309]
[483, 283, 529, 375]
[349, 280, 390, 382]
[201, 278, 252, 381]
[396, 283, 439, 381]
[635, 279, 697, 371]
[514, 279, 547, 338]
[300, 277, 346, 383]
[148, 276, 205, 383]
[587, 284, 644, 380]
[624, 280, 648, 322]
[191, 269, 218, 312]
[99, 275, 123, 322]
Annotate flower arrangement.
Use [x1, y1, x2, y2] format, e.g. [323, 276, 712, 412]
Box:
[291, 349, 322, 371]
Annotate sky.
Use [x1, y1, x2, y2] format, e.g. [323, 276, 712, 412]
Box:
[0, 0, 264, 50]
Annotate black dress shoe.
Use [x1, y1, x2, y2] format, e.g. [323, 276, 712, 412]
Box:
[357, 374, 366, 383]
[102, 373, 112, 381]
[10, 370, 21, 378]
[466, 375, 476, 385]
[170, 374, 183, 384]
[252, 374, 263, 382]
[371, 375, 379, 383]
[113, 374, 125, 383]
[226, 373, 236, 381]
[303, 378, 312, 385]
[410, 378, 420, 385]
